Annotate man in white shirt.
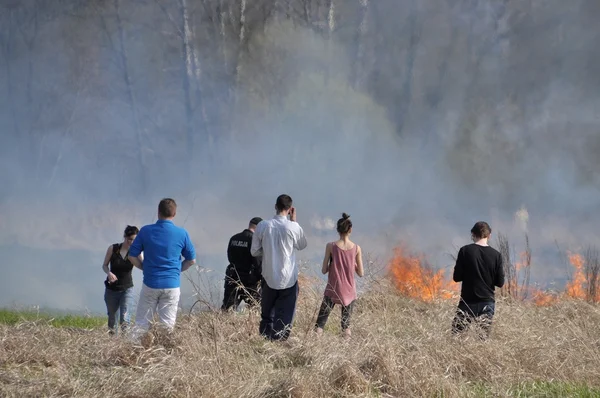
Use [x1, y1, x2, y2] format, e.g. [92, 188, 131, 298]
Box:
[251, 194, 307, 341]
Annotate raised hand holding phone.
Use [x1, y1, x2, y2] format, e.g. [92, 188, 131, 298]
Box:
[289, 207, 296, 222]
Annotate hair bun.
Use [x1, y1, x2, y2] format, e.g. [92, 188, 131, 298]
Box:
[342, 213, 350, 220]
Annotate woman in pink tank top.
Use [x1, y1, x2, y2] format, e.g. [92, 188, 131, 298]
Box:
[315, 213, 364, 338]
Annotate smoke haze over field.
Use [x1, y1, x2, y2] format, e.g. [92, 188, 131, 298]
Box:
[0, 1, 599, 312]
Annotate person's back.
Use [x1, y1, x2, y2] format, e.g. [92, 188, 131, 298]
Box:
[453, 243, 504, 303]
[315, 213, 364, 338]
[228, 229, 258, 281]
[325, 241, 358, 306]
[451, 221, 504, 338]
[128, 198, 196, 340]
[256, 215, 306, 290]
[251, 194, 307, 341]
[137, 220, 195, 289]
[222, 217, 263, 311]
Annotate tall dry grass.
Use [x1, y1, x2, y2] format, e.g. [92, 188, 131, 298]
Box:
[1, 278, 600, 397]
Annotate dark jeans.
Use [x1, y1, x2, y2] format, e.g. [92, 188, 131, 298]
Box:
[259, 279, 299, 341]
[221, 278, 261, 311]
[452, 300, 495, 338]
[315, 296, 354, 331]
[104, 287, 134, 334]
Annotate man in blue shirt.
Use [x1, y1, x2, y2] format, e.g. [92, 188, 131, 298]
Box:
[128, 198, 196, 340]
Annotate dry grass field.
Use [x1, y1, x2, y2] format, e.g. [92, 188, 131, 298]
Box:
[1, 275, 600, 398]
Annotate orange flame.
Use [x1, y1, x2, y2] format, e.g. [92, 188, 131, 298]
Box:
[515, 251, 529, 271]
[564, 252, 600, 302]
[387, 247, 596, 306]
[531, 289, 558, 306]
[565, 253, 587, 300]
[387, 247, 458, 302]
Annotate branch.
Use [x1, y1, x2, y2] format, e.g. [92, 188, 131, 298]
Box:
[154, 0, 184, 38]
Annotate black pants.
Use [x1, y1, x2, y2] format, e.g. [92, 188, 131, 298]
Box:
[221, 277, 261, 311]
[315, 296, 354, 331]
[259, 279, 299, 341]
[452, 300, 495, 338]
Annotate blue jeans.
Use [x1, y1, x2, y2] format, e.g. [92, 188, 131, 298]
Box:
[104, 287, 134, 333]
[259, 279, 299, 341]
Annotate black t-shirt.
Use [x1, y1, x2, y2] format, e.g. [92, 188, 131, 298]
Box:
[105, 243, 134, 291]
[453, 243, 505, 303]
[227, 229, 262, 283]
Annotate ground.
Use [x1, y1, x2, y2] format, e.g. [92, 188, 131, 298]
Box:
[1, 281, 600, 397]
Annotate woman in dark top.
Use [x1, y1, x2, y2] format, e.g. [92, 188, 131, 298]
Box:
[102, 225, 140, 334]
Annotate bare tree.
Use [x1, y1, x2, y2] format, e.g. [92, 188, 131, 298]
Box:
[1, 5, 22, 143]
[154, 0, 215, 168]
[48, 82, 85, 187]
[113, 0, 148, 193]
[520, 234, 532, 300]
[230, 0, 248, 139]
[180, 0, 202, 159]
[497, 233, 532, 301]
[396, 0, 420, 135]
[497, 233, 517, 299]
[352, 0, 369, 89]
[584, 246, 600, 303]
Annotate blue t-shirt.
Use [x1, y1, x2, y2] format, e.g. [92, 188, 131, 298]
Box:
[129, 220, 196, 289]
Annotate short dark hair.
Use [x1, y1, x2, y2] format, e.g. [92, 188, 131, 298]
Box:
[471, 221, 491, 239]
[124, 225, 139, 237]
[249, 217, 263, 226]
[275, 194, 293, 212]
[337, 213, 352, 235]
[158, 198, 177, 218]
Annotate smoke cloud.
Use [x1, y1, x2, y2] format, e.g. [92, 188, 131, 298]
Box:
[0, 1, 599, 313]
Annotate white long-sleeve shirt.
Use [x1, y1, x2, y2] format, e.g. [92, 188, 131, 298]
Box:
[250, 215, 307, 289]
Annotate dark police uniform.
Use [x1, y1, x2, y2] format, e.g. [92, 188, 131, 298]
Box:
[222, 226, 262, 310]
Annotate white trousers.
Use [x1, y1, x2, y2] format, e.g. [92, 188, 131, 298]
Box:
[131, 283, 180, 340]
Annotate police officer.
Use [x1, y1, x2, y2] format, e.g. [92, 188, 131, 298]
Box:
[221, 217, 263, 311]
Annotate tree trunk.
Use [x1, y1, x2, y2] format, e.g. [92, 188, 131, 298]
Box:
[19, 9, 40, 164]
[327, 0, 335, 33]
[239, 0, 247, 43]
[219, 0, 228, 71]
[17, 8, 39, 109]
[115, 0, 147, 193]
[396, 0, 420, 136]
[181, 0, 213, 171]
[303, 0, 311, 25]
[229, 0, 247, 142]
[324, 0, 335, 83]
[4, 13, 21, 140]
[48, 86, 83, 187]
[233, 0, 246, 99]
[421, 2, 459, 149]
[352, 0, 369, 89]
[272, 0, 280, 26]
[180, 0, 196, 162]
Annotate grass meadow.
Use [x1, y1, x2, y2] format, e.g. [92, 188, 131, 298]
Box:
[1, 275, 600, 397]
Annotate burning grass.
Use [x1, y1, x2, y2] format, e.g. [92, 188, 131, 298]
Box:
[387, 246, 458, 302]
[386, 239, 600, 308]
[565, 248, 600, 303]
[1, 280, 600, 397]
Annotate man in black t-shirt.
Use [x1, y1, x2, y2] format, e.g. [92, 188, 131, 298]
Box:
[451, 221, 505, 338]
[221, 217, 263, 311]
